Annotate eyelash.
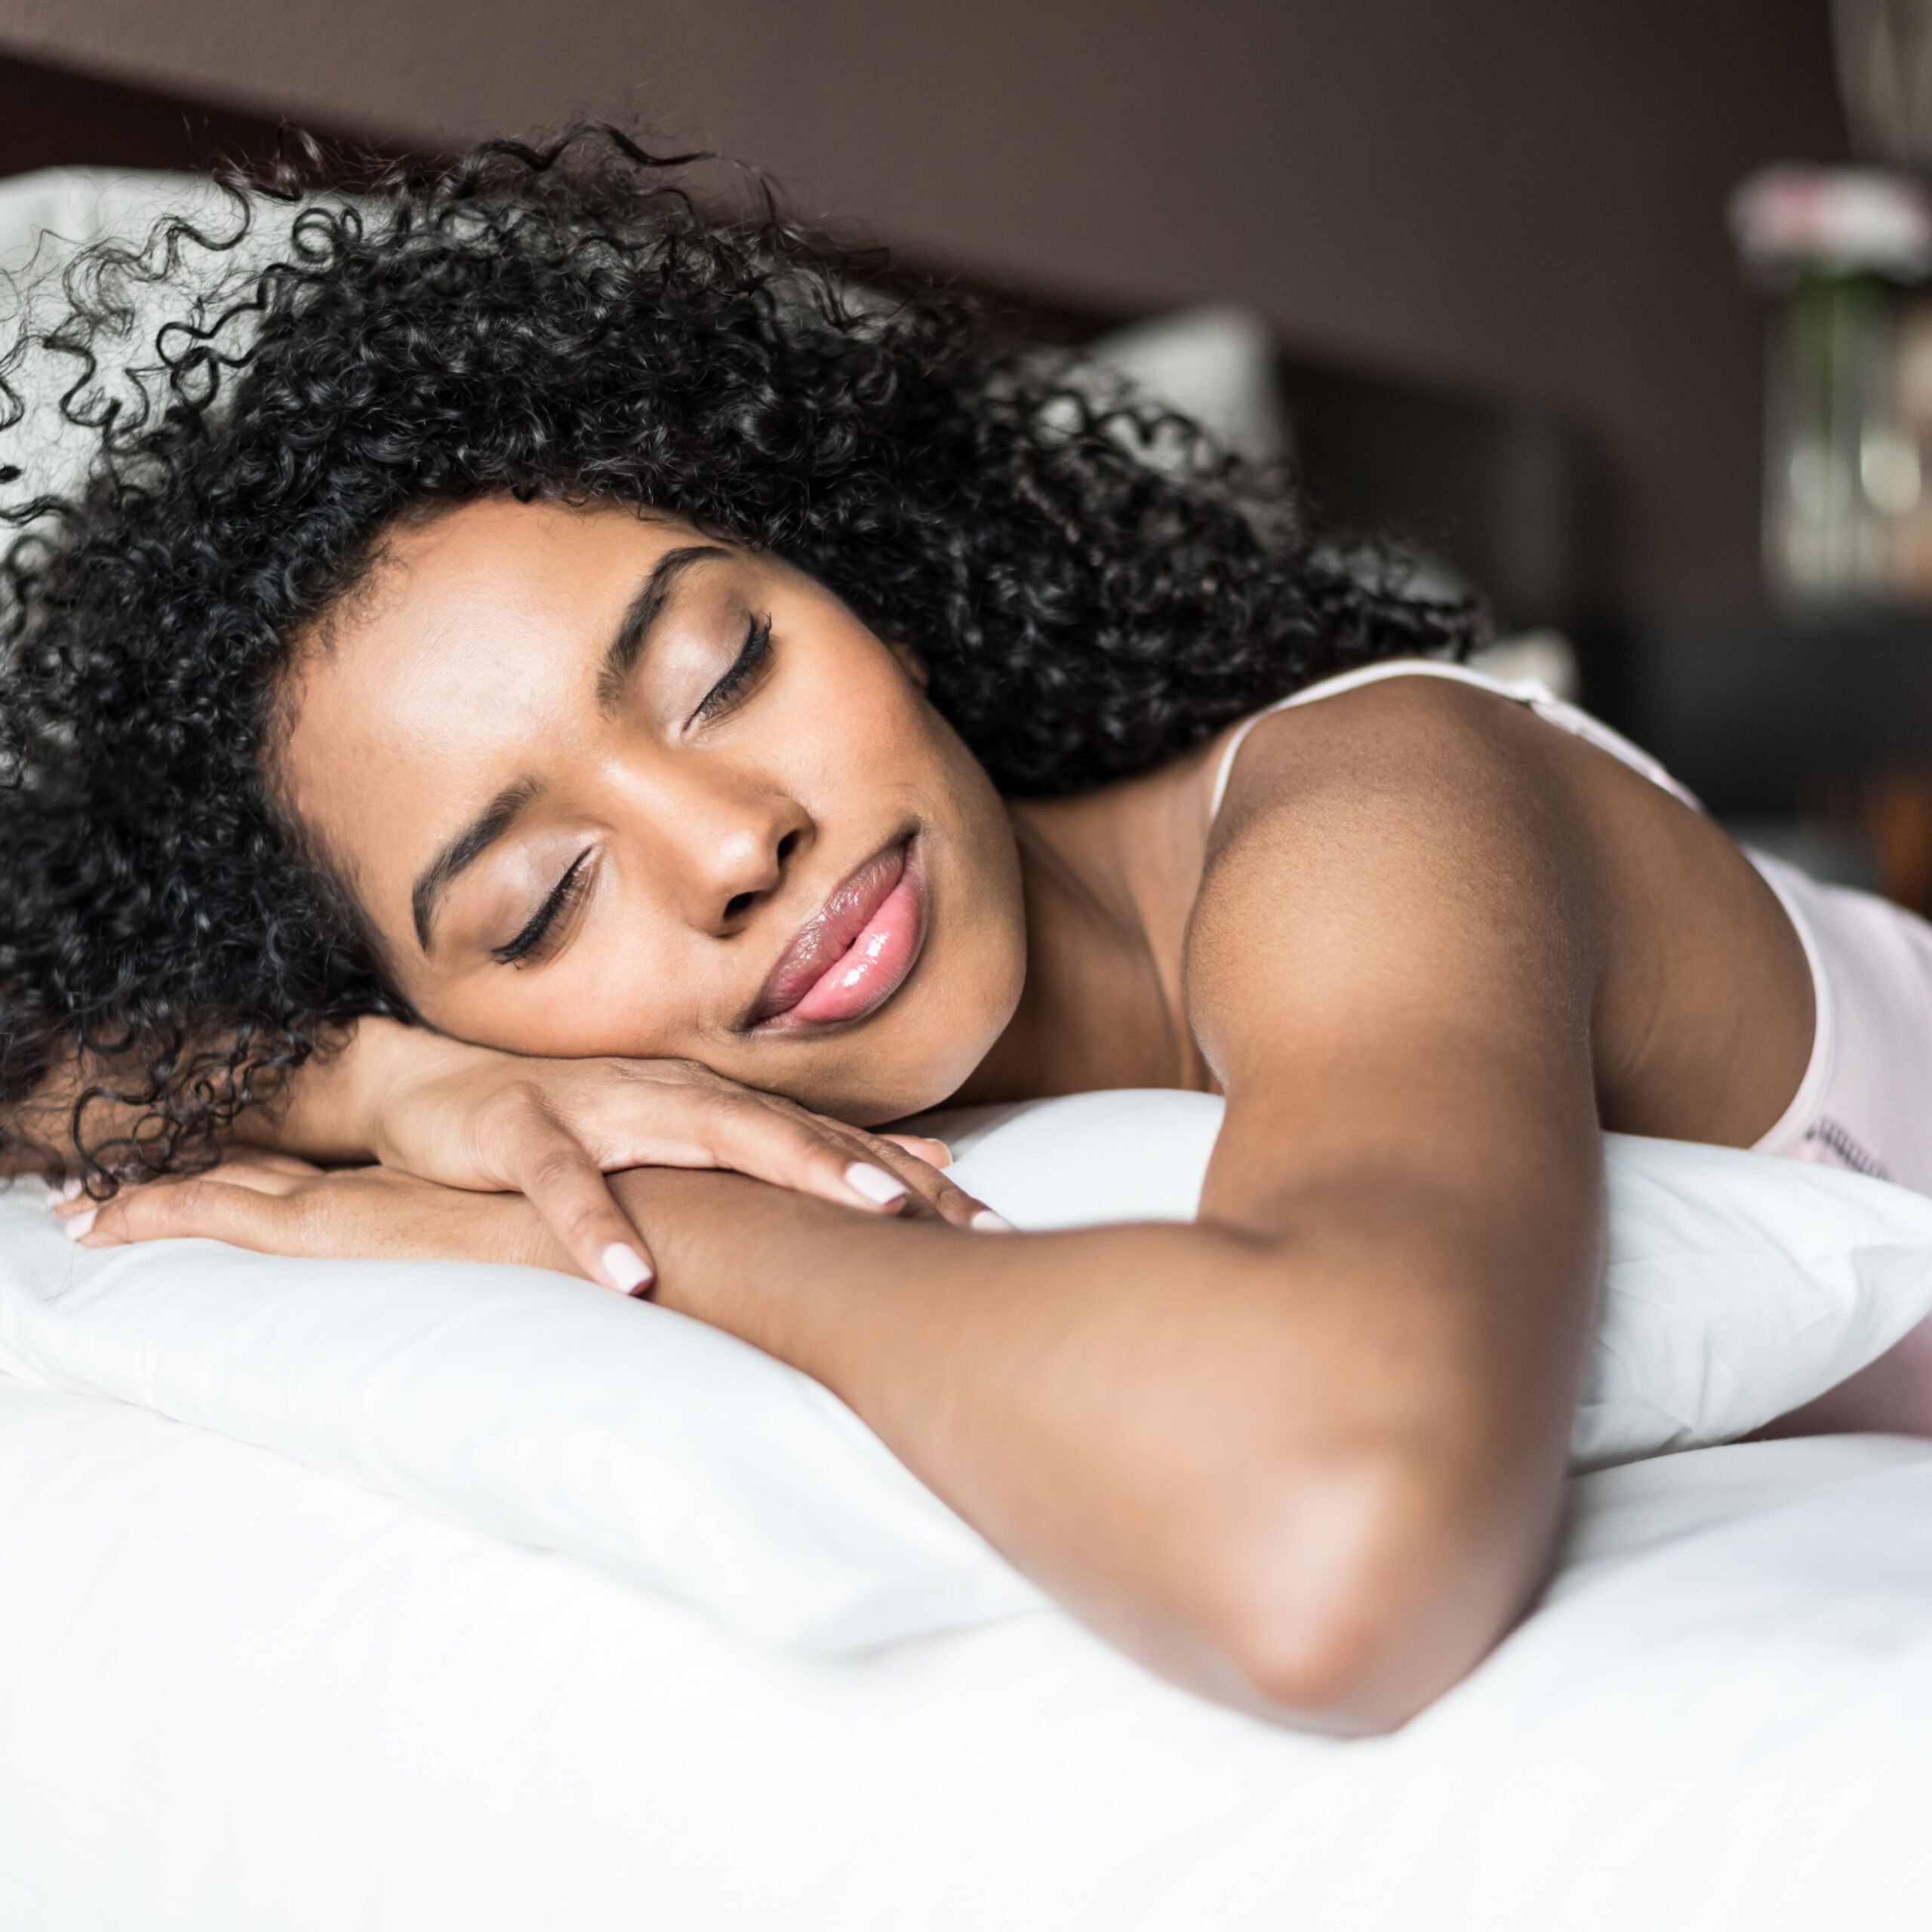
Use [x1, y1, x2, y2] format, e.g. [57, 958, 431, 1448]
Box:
[691, 614, 774, 724]
[494, 848, 592, 968]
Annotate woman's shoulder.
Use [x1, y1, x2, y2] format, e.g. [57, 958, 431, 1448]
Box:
[1192, 670, 1604, 996]
[1208, 666, 1568, 846]
[1192, 664, 1817, 1151]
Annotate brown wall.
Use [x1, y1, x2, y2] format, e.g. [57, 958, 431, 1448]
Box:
[0, 0, 1850, 623]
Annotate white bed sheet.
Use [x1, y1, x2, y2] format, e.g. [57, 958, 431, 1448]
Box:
[2, 1372, 1929, 1932]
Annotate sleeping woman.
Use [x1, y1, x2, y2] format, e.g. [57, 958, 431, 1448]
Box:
[3, 129, 1927, 1734]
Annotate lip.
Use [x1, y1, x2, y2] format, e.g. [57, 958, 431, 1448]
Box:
[749, 835, 927, 1032]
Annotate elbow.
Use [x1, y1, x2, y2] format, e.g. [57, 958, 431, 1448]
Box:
[1211, 1594, 1448, 1739]
[1189, 1454, 1541, 1735]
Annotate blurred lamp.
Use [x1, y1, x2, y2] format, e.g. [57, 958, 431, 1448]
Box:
[1733, 1, 1932, 605]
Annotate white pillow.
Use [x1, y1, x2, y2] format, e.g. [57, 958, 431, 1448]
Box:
[0, 168, 352, 507]
[0, 1195, 1049, 1655]
[1084, 303, 1292, 466]
[2, 1090, 1930, 1655]
[929, 1092, 1932, 1467]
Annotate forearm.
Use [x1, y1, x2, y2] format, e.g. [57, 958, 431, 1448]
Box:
[609, 1164, 1587, 1729]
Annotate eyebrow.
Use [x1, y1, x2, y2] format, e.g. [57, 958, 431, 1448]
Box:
[411, 776, 541, 953]
[408, 543, 734, 955]
[595, 544, 732, 713]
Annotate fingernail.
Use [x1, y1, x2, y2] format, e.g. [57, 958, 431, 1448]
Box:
[601, 1242, 654, 1295]
[54, 1177, 84, 1204]
[971, 1209, 1017, 1233]
[64, 1208, 97, 1241]
[844, 1162, 909, 1208]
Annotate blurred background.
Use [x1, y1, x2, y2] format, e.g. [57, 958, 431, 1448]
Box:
[1, 0, 1925, 896]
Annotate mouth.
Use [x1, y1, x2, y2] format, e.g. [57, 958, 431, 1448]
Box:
[749, 835, 927, 1033]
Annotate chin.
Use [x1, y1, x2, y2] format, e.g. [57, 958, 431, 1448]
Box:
[783, 1054, 971, 1129]
[762, 978, 1008, 1125]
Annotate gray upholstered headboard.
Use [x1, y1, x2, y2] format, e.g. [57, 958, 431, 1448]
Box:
[0, 49, 1612, 712]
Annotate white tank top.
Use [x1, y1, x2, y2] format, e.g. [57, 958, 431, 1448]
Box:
[1209, 657, 1932, 1190]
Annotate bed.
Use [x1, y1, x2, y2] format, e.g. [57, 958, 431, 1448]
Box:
[3, 1377, 1930, 1930]
[3, 1092, 1932, 1930]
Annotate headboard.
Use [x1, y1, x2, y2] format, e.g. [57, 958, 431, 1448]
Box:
[0, 48, 1614, 708]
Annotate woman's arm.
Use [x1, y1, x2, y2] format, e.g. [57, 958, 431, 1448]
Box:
[11, 1011, 985, 1285]
[72, 681, 1608, 1732]
[615, 1164, 1595, 1732]
[253, 1018, 988, 1269]
[630, 678, 1608, 1728]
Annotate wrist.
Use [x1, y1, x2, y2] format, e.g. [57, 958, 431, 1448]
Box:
[352, 1020, 494, 1164]
[605, 1164, 959, 1358]
[271, 1015, 457, 1164]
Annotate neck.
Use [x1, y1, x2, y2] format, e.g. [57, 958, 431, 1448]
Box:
[950, 732, 1231, 1106]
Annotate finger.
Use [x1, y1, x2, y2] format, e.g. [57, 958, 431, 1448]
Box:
[54, 1152, 321, 1220]
[189, 1156, 325, 1196]
[58, 1159, 298, 1239]
[503, 1124, 657, 1295]
[688, 1104, 1008, 1232]
[878, 1133, 952, 1168]
[841, 1131, 1011, 1232]
[652, 1093, 928, 1218]
[72, 1175, 297, 1251]
[463, 1074, 904, 1223]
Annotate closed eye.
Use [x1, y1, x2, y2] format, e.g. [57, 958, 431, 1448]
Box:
[691, 614, 774, 726]
[493, 848, 593, 967]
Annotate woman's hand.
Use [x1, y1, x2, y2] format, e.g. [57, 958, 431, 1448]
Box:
[55, 1142, 983, 1280]
[57, 1148, 577, 1274]
[261, 1019, 1002, 1291]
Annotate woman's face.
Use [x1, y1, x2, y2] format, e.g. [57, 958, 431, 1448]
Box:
[276, 497, 1028, 1121]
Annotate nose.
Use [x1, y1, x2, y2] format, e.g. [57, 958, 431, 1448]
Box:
[670, 782, 814, 937]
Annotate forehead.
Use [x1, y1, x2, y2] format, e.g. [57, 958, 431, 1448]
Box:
[314, 497, 699, 688]
[281, 498, 700, 780]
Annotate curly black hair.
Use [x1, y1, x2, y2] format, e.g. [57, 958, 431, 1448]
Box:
[0, 125, 1482, 1180]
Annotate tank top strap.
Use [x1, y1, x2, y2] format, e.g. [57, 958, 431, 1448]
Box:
[1208, 657, 1704, 820]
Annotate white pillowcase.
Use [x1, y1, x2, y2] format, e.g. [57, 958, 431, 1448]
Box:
[2, 1089, 1930, 1655]
[0, 1193, 1049, 1655]
[0, 168, 336, 507]
[930, 1091, 1932, 1466]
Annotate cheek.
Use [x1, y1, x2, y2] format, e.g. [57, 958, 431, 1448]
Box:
[786, 653, 933, 792]
[409, 908, 703, 1061]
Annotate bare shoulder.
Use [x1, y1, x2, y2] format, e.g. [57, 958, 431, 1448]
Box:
[1183, 672, 1611, 1194]
[1186, 666, 1813, 1158]
[1209, 672, 1584, 849]
[1194, 674, 1604, 985]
